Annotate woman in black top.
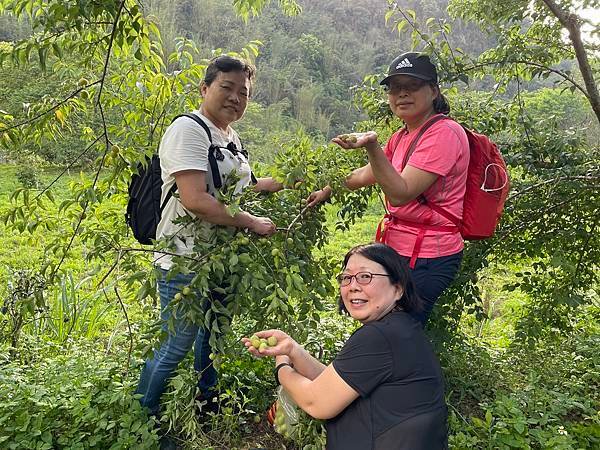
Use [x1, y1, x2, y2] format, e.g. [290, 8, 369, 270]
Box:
[243, 243, 447, 450]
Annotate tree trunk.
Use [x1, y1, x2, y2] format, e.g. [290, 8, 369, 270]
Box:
[540, 0, 600, 125]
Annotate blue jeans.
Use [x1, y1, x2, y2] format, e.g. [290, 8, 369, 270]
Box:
[136, 269, 219, 416]
[401, 251, 463, 326]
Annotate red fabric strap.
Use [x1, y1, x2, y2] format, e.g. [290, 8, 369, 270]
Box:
[375, 214, 459, 269]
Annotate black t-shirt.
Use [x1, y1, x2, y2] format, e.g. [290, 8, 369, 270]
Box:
[327, 311, 447, 450]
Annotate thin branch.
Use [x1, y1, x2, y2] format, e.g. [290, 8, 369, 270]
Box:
[116, 246, 213, 263]
[515, 70, 534, 149]
[464, 59, 588, 97]
[488, 190, 586, 252]
[33, 135, 103, 202]
[283, 203, 311, 235]
[96, 250, 123, 289]
[508, 175, 600, 201]
[4, 81, 101, 132]
[95, 0, 127, 104]
[113, 286, 133, 378]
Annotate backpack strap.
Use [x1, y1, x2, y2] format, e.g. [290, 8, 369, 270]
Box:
[174, 113, 257, 189]
[238, 138, 258, 184]
[400, 114, 448, 171]
[173, 113, 225, 189]
[377, 114, 462, 268]
[399, 114, 460, 223]
[155, 113, 218, 212]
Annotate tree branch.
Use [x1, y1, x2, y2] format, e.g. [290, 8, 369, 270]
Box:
[508, 175, 600, 200]
[113, 286, 133, 379]
[4, 81, 101, 132]
[539, 0, 600, 123]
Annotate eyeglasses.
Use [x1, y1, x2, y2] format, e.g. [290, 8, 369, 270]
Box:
[383, 80, 427, 95]
[337, 272, 390, 287]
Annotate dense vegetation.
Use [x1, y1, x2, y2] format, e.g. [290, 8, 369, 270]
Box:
[0, 0, 598, 449]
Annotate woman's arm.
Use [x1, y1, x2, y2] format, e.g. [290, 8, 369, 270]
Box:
[253, 177, 284, 193]
[174, 170, 276, 235]
[336, 132, 438, 207]
[365, 143, 438, 206]
[243, 330, 359, 420]
[306, 163, 376, 207]
[276, 361, 359, 420]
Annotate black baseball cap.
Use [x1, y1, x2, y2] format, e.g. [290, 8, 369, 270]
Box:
[380, 52, 438, 85]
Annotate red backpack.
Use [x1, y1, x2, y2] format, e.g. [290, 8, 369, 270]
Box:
[376, 115, 510, 266]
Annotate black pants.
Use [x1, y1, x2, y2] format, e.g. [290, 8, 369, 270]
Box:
[400, 251, 463, 325]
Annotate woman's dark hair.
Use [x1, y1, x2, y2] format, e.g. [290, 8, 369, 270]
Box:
[337, 243, 422, 315]
[203, 55, 256, 92]
[431, 83, 450, 115]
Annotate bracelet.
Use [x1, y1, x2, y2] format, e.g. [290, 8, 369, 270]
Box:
[274, 362, 294, 385]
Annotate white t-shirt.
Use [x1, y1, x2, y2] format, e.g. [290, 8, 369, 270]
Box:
[153, 110, 252, 269]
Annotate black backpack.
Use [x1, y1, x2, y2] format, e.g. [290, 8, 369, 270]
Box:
[126, 113, 250, 245]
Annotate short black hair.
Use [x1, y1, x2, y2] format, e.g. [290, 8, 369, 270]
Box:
[338, 243, 422, 315]
[203, 55, 256, 93]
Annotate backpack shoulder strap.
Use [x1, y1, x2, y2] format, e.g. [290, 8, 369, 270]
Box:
[405, 115, 462, 226]
[172, 113, 213, 142]
[171, 113, 224, 189]
[401, 114, 448, 170]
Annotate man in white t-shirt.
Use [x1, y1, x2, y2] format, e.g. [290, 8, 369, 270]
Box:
[136, 56, 285, 418]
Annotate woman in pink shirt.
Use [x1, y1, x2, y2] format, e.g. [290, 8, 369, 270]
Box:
[309, 52, 469, 325]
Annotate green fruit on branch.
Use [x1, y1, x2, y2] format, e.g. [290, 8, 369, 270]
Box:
[174, 292, 182, 300]
[271, 248, 280, 257]
[182, 287, 191, 296]
[209, 352, 216, 360]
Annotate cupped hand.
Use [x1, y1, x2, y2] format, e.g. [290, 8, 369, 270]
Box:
[332, 131, 378, 150]
[241, 329, 297, 358]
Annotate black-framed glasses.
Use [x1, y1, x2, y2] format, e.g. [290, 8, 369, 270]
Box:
[383, 80, 427, 95]
[337, 271, 390, 287]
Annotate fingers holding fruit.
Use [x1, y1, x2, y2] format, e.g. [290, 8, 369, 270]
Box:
[242, 329, 293, 357]
[332, 131, 378, 149]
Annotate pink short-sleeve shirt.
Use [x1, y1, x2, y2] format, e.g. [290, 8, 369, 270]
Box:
[383, 116, 469, 258]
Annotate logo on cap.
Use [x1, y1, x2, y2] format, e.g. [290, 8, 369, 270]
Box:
[395, 58, 413, 69]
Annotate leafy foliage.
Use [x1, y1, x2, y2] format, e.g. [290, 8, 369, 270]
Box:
[0, 343, 158, 449]
[0, 0, 598, 448]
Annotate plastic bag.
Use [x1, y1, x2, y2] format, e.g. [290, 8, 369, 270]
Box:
[268, 386, 299, 438]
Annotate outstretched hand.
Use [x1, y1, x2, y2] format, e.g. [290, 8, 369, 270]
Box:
[242, 329, 297, 358]
[331, 131, 378, 150]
